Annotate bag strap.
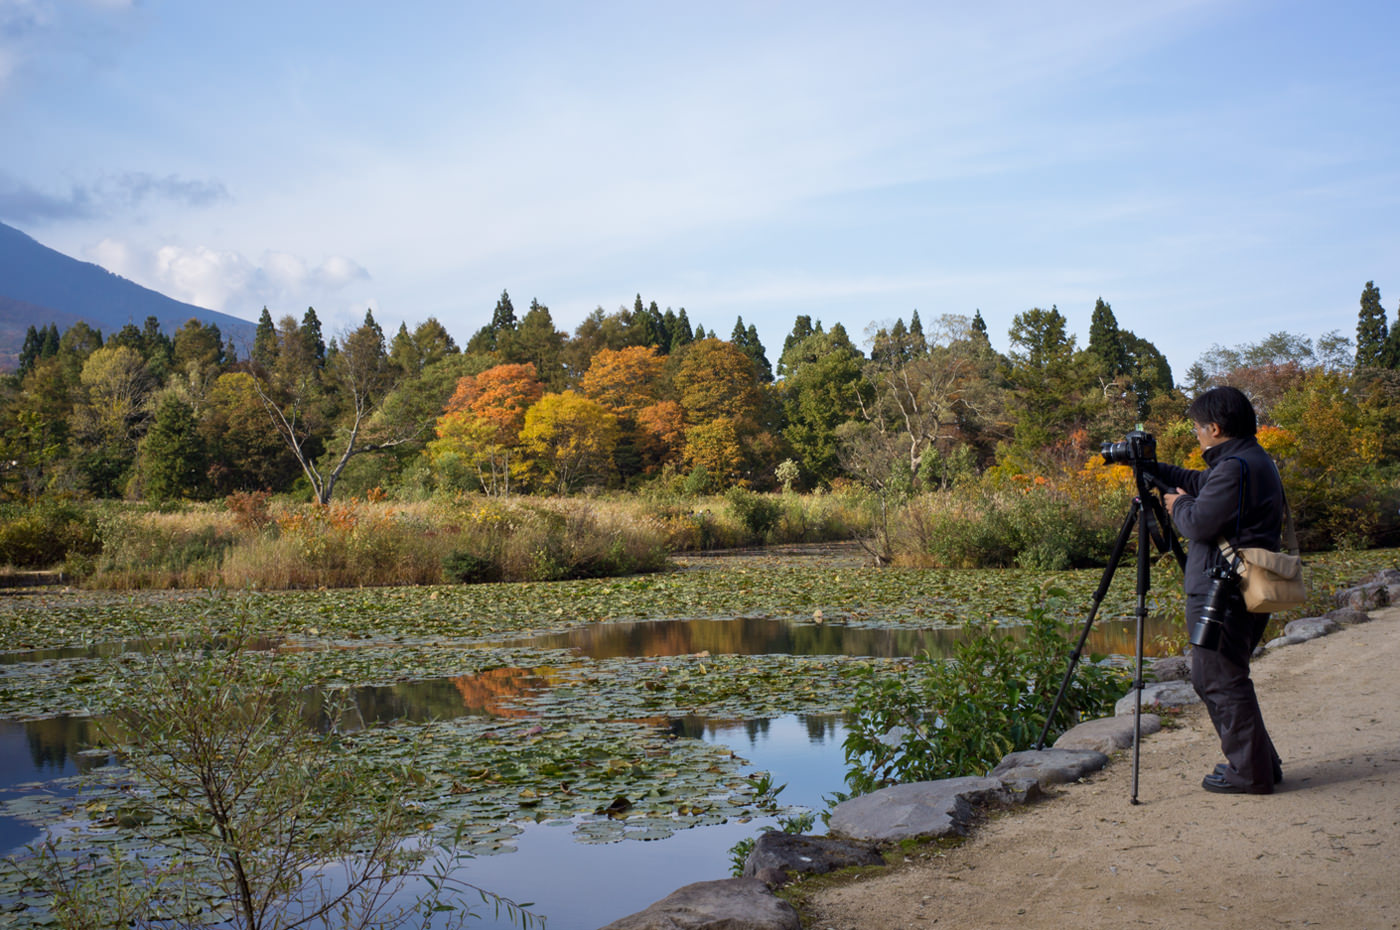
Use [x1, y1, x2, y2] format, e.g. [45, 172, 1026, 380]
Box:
[1221, 454, 1298, 556]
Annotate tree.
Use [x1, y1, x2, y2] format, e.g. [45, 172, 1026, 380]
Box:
[634, 399, 686, 473]
[1356, 281, 1389, 368]
[579, 345, 669, 481]
[682, 417, 746, 486]
[520, 391, 620, 493]
[300, 306, 326, 367]
[504, 300, 567, 390]
[171, 318, 225, 380]
[429, 363, 543, 495]
[730, 316, 773, 382]
[1002, 306, 1085, 457]
[201, 372, 299, 492]
[139, 392, 209, 501]
[674, 338, 763, 425]
[1085, 298, 1130, 380]
[1184, 331, 1326, 420]
[669, 309, 695, 353]
[252, 307, 278, 370]
[466, 289, 519, 355]
[70, 345, 152, 495]
[778, 316, 820, 377]
[852, 315, 991, 488]
[389, 316, 458, 375]
[1272, 368, 1389, 546]
[580, 346, 667, 420]
[779, 324, 864, 483]
[255, 315, 416, 504]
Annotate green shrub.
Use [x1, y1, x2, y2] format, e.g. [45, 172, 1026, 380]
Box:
[442, 550, 500, 584]
[0, 500, 101, 568]
[725, 488, 782, 542]
[841, 593, 1128, 795]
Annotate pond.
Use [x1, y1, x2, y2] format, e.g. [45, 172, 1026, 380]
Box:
[0, 710, 847, 930]
[0, 545, 1184, 929]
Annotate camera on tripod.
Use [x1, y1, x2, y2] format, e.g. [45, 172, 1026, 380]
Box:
[1101, 429, 1157, 466]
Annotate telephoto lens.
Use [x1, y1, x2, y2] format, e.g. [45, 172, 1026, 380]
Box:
[1189, 566, 1235, 650]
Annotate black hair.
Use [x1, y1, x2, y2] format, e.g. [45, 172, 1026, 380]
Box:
[1186, 385, 1257, 438]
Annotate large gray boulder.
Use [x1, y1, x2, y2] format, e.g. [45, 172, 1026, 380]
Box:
[1266, 615, 1340, 650]
[597, 878, 800, 930]
[1053, 714, 1161, 754]
[1149, 655, 1191, 682]
[1326, 606, 1371, 626]
[741, 832, 883, 885]
[1115, 679, 1199, 715]
[1335, 582, 1390, 611]
[826, 776, 1004, 844]
[1284, 616, 1338, 639]
[991, 748, 1109, 791]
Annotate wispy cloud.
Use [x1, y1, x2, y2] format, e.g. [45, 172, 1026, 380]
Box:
[0, 173, 226, 224]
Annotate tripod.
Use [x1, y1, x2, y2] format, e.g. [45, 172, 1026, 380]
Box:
[1034, 460, 1185, 804]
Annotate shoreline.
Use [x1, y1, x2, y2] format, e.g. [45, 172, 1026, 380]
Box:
[801, 602, 1400, 929]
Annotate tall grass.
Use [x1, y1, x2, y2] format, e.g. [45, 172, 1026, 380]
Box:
[40, 495, 678, 590]
[889, 464, 1134, 570]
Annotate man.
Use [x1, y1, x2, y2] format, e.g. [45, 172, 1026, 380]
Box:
[1160, 385, 1285, 795]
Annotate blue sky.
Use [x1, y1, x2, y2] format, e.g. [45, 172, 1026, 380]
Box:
[2, 0, 1397, 378]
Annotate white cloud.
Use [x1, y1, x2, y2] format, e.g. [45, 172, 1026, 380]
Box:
[85, 237, 371, 316]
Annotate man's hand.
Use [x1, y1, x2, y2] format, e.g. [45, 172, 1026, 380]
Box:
[1164, 488, 1187, 516]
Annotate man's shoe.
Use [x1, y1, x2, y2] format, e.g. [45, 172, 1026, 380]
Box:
[1202, 771, 1272, 795]
[1213, 761, 1283, 785]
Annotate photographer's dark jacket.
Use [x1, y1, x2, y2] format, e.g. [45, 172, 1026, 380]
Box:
[1156, 436, 1285, 598]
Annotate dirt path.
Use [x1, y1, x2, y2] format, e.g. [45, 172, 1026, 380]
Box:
[804, 606, 1400, 930]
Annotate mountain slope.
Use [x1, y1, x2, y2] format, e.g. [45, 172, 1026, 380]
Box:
[0, 221, 256, 370]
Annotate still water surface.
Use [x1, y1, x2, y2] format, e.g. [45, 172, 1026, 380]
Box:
[0, 610, 1173, 928]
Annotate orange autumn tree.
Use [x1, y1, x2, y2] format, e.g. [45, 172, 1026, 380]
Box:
[429, 363, 543, 495]
[634, 399, 686, 474]
[520, 391, 620, 493]
[580, 345, 672, 478]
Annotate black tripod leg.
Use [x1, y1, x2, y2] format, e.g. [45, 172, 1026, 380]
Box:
[1130, 494, 1151, 805]
[1035, 498, 1141, 750]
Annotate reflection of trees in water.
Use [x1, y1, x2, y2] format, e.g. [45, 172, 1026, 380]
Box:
[18, 716, 109, 774]
[534, 618, 973, 659]
[802, 714, 842, 742]
[525, 613, 1180, 663]
[450, 667, 551, 718]
[662, 713, 845, 747]
[305, 668, 550, 731]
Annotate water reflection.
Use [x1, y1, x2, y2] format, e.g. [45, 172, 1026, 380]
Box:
[307, 668, 548, 731]
[449, 713, 850, 930]
[0, 717, 110, 854]
[513, 615, 1178, 660]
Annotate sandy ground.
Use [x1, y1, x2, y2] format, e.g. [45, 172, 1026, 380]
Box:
[804, 606, 1400, 930]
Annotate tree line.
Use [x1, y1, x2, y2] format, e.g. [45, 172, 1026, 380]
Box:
[3, 284, 1398, 526]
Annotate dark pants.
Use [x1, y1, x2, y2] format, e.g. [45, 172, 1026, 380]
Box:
[1186, 592, 1280, 792]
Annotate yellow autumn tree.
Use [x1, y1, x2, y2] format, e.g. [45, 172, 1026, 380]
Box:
[520, 391, 620, 493]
